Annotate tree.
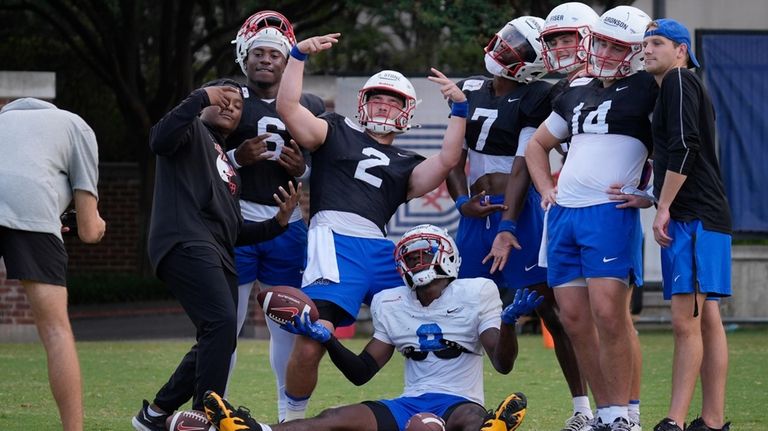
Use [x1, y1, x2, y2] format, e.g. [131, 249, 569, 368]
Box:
[0, 0, 340, 274]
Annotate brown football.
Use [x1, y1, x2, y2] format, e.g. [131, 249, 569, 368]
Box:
[405, 412, 446, 431]
[256, 285, 319, 325]
[165, 409, 213, 431]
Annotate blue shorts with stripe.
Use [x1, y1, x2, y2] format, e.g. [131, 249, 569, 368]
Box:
[234, 219, 307, 287]
[455, 189, 547, 290]
[547, 203, 640, 287]
[302, 232, 402, 327]
[660, 219, 731, 300]
[378, 393, 474, 431]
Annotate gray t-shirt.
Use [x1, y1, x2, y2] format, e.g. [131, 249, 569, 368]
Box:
[0, 98, 99, 239]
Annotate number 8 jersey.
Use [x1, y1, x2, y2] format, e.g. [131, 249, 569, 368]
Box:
[370, 278, 502, 405]
[547, 71, 658, 207]
[309, 112, 425, 235]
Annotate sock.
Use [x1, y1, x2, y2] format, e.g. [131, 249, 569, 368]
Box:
[147, 405, 165, 417]
[285, 392, 310, 421]
[266, 315, 295, 422]
[628, 400, 640, 423]
[573, 396, 592, 417]
[604, 405, 628, 424]
[596, 406, 608, 424]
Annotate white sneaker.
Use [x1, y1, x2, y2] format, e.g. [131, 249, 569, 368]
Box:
[562, 412, 594, 431]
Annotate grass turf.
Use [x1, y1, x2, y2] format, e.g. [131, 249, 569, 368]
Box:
[0, 328, 766, 430]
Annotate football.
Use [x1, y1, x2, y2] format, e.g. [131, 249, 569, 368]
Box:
[165, 410, 213, 431]
[256, 285, 319, 325]
[405, 412, 446, 431]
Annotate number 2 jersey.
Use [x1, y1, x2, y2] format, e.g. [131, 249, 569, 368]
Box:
[225, 92, 325, 207]
[458, 76, 552, 186]
[370, 278, 502, 405]
[545, 72, 658, 207]
[309, 112, 425, 236]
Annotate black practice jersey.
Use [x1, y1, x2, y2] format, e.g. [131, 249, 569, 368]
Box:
[458, 76, 553, 156]
[309, 113, 425, 235]
[652, 68, 731, 233]
[553, 71, 658, 151]
[226, 91, 325, 205]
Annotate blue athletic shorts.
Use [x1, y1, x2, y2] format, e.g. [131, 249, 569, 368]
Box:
[660, 219, 731, 300]
[547, 203, 639, 287]
[378, 393, 472, 431]
[301, 232, 402, 326]
[234, 219, 307, 287]
[456, 189, 546, 290]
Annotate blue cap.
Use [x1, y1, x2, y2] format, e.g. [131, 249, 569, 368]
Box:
[644, 18, 700, 68]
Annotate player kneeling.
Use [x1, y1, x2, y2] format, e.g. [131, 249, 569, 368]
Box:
[204, 224, 540, 431]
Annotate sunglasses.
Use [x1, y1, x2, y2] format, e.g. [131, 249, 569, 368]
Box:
[401, 339, 475, 361]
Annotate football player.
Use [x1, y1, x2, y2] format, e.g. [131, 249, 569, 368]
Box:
[203, 224, 540, 431]
[445, 15, 589, 431]
[225, 11, 325, 422]
[525, 6, 655, 431]
[644, 19, 732, 431]
[274, 34, 467, 420]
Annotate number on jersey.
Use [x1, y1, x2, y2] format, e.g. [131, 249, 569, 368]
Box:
[354, 147, 390, 188]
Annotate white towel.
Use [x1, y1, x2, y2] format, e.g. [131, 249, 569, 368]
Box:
[538, 204, 551, 268]
[302, 225, 340, 287]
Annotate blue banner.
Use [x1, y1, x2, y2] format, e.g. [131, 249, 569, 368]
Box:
[700, 32, 768, 234]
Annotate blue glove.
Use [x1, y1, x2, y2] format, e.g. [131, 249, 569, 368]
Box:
[501, 288, 544, 325]
[280, 311, 332, 343]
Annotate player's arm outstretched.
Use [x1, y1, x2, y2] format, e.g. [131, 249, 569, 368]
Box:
[481, 288, 543, 374]
[276, 33, 340, 151]
[281, 312, 395, 386]
[407, 68, 467, 199]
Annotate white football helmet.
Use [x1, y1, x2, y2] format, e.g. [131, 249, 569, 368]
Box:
[540, 2, 599, 73]
[586, 5, 651, 78]
[484, 16, 547, 83]
[233, 10, 296, 75]
[357, 70, 417, 134]
[395, 224, 461, 290]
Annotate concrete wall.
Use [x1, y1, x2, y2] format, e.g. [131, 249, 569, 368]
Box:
[0, 71, 55, 99]
[722, 246, 768, 319]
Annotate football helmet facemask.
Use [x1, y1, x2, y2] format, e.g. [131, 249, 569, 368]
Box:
[586, 5, 651, 78]
[395, 224, 461, 290]
[540, 2, 599, 73]
[484, 16, 547, 83]
[233, 10, 295, 75]
[357, 70, 418, 134]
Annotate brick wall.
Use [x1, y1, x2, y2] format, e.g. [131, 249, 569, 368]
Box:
[0, 261, 37, 341]
[64, 162, 142, 274]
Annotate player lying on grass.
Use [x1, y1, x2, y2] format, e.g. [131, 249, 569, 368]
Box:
[204, 224, 541, 431]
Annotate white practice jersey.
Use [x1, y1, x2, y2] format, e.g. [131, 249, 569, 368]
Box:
[370, 278, 502, 405]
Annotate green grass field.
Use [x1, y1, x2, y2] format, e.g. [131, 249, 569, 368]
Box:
[1, 328, 766, 430]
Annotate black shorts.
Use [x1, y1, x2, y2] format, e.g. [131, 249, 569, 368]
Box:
[0, 227, 68, 286]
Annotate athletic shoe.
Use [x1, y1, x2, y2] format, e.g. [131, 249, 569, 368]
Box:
[685, 417, 731, 431]
[653, 418, 684, 431]
[480, 392, 527, 431]
[131, 399, 168, 431]
[607, 417, 635, 431]
[561, 412, 594, 431]
[203, 390, 262, 431]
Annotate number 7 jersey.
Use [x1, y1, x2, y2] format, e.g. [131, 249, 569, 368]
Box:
[309, 112, 425, 235]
